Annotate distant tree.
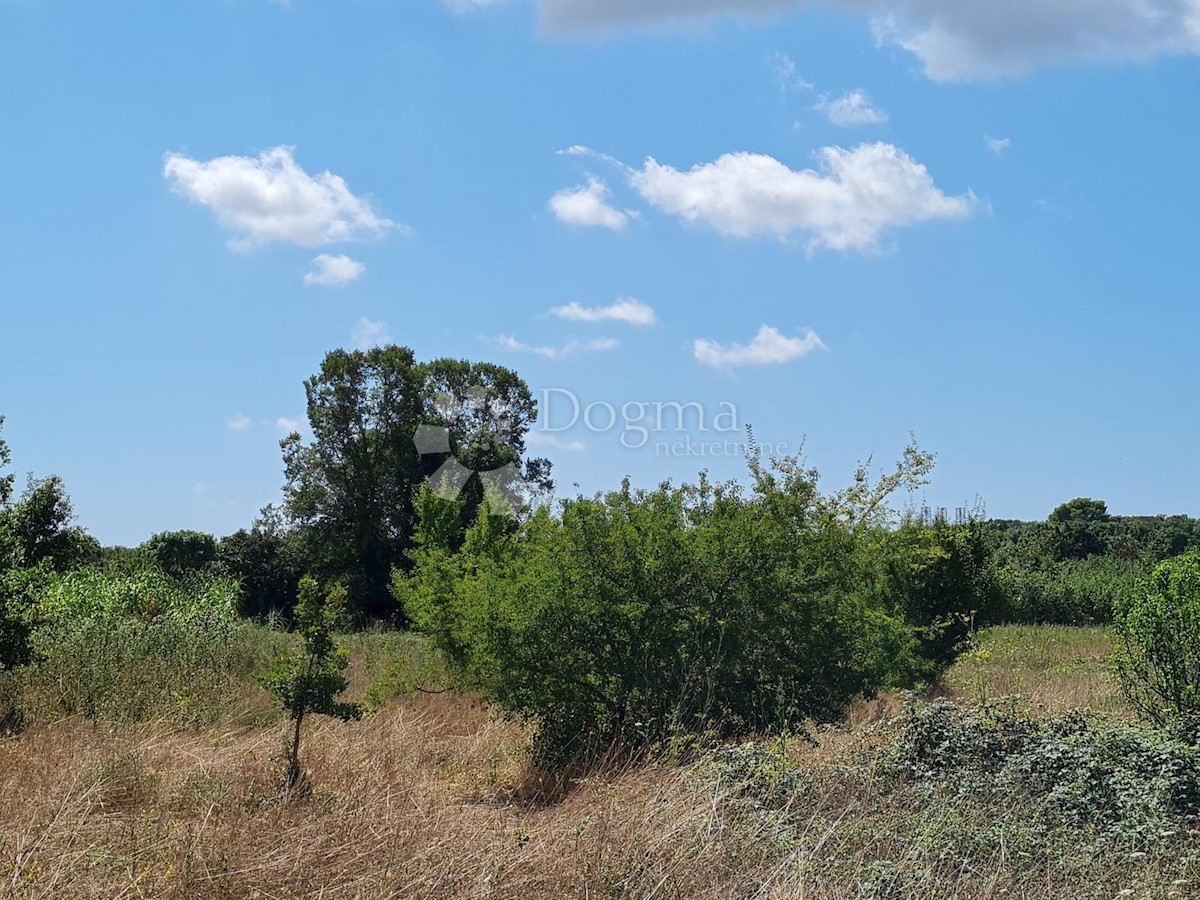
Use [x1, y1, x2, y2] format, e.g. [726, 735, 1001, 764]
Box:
[0, 475, 98, 572]
[279, 346, 549, 620]
[139, 530, 218, 579]
[1048, 497, 1111, 561]
[217, 522, 305, 620]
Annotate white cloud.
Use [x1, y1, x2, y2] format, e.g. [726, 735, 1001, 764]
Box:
[163, 146, 396, 250]
[815, 90, 889, 126]
[549, 298, 657, 326]
[535, 0, 1200, 80]
[227, 414, 253, 432]
[526, 432, 587, 453]
[276, 417, 302, 433]
[771, 51, 814, 93]
[694, 325, 826, 369]
[985, 135, 1012, 156]
[304, 254, 365, 287]
[494, 336, 619, 359]
[628, 142, 974, 251]
[548, 178, 630, 231]
[353, 317, 391, 350]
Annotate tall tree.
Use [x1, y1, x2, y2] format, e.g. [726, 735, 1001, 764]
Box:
[0, 475, 99, 571]
[280, 346, 549, 619]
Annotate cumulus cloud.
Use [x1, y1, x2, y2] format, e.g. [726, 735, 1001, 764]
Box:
[549, 298, 657, 326]
[694, 325, 826, 369]
[304, 254, 365, 287]
[276, 417, 302, 433]
[163, 146, 396, 250]
[548, 177, 631, 231]
[628, 142, 974, 251]
[227, 414, 253, 432]
[353, 317, 391, 350]
[815, 90, 889, 126]
[494, 336, 619, 359]
[533, 0, 1200, 80]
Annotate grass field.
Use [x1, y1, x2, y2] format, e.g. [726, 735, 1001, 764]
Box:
[1, 625, 1196, 899]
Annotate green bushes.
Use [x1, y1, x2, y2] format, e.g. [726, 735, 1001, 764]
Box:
[891, 697, 1200, 846]
[994, 555, 1148, 624]
[396, 447, 938, 768]
[17, 615, 285, 725]
[0, 565, 278, 726]
[1114, 553, 1200, 740]
[33, 566, 239, 624]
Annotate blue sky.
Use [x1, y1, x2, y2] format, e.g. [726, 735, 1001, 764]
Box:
[1, 0, 1198, 545]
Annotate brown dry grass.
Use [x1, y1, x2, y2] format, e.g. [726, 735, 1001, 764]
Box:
[0, 693, 789, 899]
[0, 626, 1192, 900]
[940, 625, 1125, 715]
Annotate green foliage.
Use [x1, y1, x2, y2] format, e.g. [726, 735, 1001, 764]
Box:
[877, 518, 1004, 663]
[0, 415, 12, 508]
[994, 554, 1148, 624]
[1113, 553, 1200, 740]
[257, 576, 362, 788]
[33, 566, 239, 624]
[216, 524, 304, 620]
[139, 530, 217, 579]
[0, 474, 98, 572]
[891, 697, 1200, 846]
[0, 565, 42, 672]
[13, 615, 285, 726]
[279, 346, 550, 619]
[396, 444, 935, 768]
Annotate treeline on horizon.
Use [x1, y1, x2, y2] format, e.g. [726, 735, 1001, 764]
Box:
[6, 343, 1200, 766]
[1, 345, 1197, 634]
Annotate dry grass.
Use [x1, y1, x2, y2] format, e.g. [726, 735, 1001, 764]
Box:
[940, 624, 1125, 715]
[0, 625, 1193, 899]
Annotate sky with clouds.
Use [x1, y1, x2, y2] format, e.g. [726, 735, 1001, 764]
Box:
[0, 0, 1198, 544]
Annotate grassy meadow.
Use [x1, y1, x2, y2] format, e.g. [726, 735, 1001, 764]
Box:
[3, 623, 1199, 900]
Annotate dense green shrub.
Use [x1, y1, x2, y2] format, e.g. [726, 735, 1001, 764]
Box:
[396, 446, 935, 768]
[139, 530, 218, 579]
[1113, 553, 1200, 739]
[890, 698, 1200, 845]
[878, 519, 1004, 663]
[216, 526, 305, 620]
[993, 555, 1147, 624]
[0, 565, 42, 672]
[33, 566, 239, 624]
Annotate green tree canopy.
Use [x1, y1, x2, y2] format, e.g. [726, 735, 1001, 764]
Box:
[279, 346, 549, 619]
[0, 475, 98, 572]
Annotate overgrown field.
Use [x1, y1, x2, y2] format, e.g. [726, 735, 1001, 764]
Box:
[3, 624, 1200, 899]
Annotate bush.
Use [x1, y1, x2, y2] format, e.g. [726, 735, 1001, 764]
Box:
[32, 566, 239, 624]
[890, 697, 1200, 846]
[258, 577, 362, 789]
[396, 446, 934, 768]
[878, 519, 1004, 663]
[1113, 553, 1200, 739]
[139, 530, 218, 579]
[995, 555, 1147, 625]
[12, 615, 285, 725]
